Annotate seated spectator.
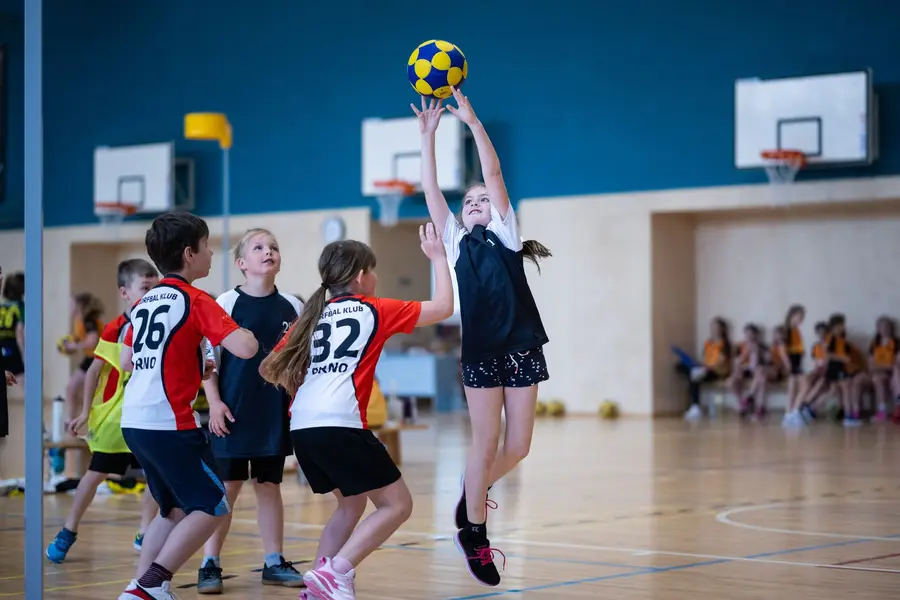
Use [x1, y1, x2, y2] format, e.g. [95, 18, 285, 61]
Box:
[677, 317, 732, 421]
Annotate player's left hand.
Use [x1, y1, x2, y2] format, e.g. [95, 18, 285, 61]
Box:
[419, 222, 446, 261]
[202, 359, 215, 380]
[446, 87, 478, 125]
[4, 371, 16, 386]
[208, 400, 234, 437]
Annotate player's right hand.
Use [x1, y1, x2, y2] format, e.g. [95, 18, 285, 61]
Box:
[208, 400, 235, 437]
[419, 222, 446, 261]
[68, 412, 88, 436]
[411, 97, 445, 134]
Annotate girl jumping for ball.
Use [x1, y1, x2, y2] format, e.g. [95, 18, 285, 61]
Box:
[260, 226, 454, 600]
[413, 89, 551, 587]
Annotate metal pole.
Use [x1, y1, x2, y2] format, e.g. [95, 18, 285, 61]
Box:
[23, 0, 44, 597]
[221, 148, 230, 291]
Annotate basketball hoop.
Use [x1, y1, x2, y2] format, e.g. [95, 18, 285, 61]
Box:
[373, 180, 414, 228]
[95, 202, 137, 226]
[761, 150, 806, 206]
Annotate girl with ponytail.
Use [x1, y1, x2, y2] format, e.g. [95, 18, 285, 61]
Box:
[412, 88, 551, 587]
[260, 225, 453, 599]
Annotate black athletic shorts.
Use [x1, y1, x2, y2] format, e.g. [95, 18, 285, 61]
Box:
[88, 452, 141, 476]
[788, 352, 803, 375]
[123, 428, 229, 518]
[78, 357, 93, 372]
[291, 427, 401, 497]
[462, 346, 550, 389]
[216, 456, 285, 484]
[825, 360, 847, 382]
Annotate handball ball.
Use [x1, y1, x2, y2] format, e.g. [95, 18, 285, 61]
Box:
[408, 40, 467, 100]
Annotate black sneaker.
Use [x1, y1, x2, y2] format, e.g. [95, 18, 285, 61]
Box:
[261, 557, 305, 588]
[454, 524, 504, 586]
[454, 471, 497, 529]
[197, 559, 224, 594]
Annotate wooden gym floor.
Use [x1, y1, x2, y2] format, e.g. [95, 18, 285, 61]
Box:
[2, 413, 900, 598]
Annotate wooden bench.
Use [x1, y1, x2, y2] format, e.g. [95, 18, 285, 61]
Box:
[371, 423, 429, 465]
[43, 438, 91, 478]
[700, 381, 789, 413]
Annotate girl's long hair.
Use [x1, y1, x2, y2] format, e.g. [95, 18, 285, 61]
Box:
[713, 316, 731, 358]
[783, 304, 805, 334]
[260, 240, 377, 394]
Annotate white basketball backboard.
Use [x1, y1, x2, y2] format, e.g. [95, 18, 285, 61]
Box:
[361, 115, 466, 196]
[94, 142, 175, 214]
[735, 70, 877, 169]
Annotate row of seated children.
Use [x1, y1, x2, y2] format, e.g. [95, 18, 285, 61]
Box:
[678, 307, 900, 426]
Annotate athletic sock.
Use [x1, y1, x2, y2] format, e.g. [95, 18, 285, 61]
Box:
[264, 553, 283, 568]
[138, 562, 173, 589]
[331, 556, 354, 574]
[202, 555, 221, 568]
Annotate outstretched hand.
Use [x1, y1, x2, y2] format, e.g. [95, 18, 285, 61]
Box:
[419, 222, 446, 261]
[446, 87, 477, 125]
[411, 97, 445, 134]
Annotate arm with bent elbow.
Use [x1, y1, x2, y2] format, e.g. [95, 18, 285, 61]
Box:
[220, 328, 259, 359]
[416, 223, 455, 326]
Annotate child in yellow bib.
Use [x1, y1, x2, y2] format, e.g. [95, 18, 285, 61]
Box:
[46, 259, 161, 564]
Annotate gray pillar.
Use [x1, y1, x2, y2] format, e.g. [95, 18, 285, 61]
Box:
[23, 0, 44, 598]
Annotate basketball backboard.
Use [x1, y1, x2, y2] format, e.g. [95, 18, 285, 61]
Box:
[361, 114, 468, 196]
[735, 69, 878, 170]
[93, 142, 194, 217]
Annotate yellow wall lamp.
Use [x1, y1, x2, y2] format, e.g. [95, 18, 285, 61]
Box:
[184, 112, 233, 290]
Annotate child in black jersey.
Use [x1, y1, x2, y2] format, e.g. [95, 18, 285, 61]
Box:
[197, 228, 305, 593]
[414, 90, 551, 586]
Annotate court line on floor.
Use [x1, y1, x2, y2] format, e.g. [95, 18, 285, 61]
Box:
[94, 504, 900, 572]
[444, 537, 899, 599]
[716, 500, 900, 541]
[833, 551, 900, 566]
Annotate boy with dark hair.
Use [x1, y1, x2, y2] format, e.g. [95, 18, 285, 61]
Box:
[118, 212, 259, 600]
[47, 258, 161, 563]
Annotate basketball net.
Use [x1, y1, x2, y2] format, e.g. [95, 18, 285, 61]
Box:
[761, 150, 805, 207]
[373, 180, 414, 228]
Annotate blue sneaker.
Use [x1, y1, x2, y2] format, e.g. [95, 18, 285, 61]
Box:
[133, 531, 143, 552]
[46, 528, 77, 563]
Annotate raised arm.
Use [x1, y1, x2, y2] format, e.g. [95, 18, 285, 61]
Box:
[412, 97, 452, 232]
[416, 222, 454, 326]
[447, 87, 510, 218]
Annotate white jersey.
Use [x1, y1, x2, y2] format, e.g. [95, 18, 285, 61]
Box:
[272, 294, 420, 431]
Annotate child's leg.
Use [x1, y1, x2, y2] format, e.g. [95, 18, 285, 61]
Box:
[202, 480, 243, 560]
[462, 386, 504, 526]
[750, 370, 768, 413]
[64, 470, 107, 530]
[316, 490, 367, 563]
[139, 488, 158, 534]
[488, 385, 537, 485]
[331, 478, 413, 566]
[136, 510, 182, 577]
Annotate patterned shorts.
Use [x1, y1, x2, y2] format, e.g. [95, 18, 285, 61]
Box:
[462, 347, 550, 389]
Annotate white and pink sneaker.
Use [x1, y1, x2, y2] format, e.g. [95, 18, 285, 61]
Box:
[118, 579, 180, 600]
[303, 558, 356, 600]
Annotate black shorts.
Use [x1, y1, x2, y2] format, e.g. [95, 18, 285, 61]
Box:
[78, 357, 93, 372]
[825, 361, 847, 382]
[88, 452, 141, 476]
[291, 427, 401, 497]
[216, 456, 285, 484]
[461, 346, 550, 389]
[788, 352, 803, 375]
[122, 428, 229, 518]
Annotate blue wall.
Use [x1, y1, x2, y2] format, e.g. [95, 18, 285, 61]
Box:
[3, 0, 900, 229]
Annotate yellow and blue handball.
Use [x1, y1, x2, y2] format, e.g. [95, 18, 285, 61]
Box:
[408, 40, 467, 100]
